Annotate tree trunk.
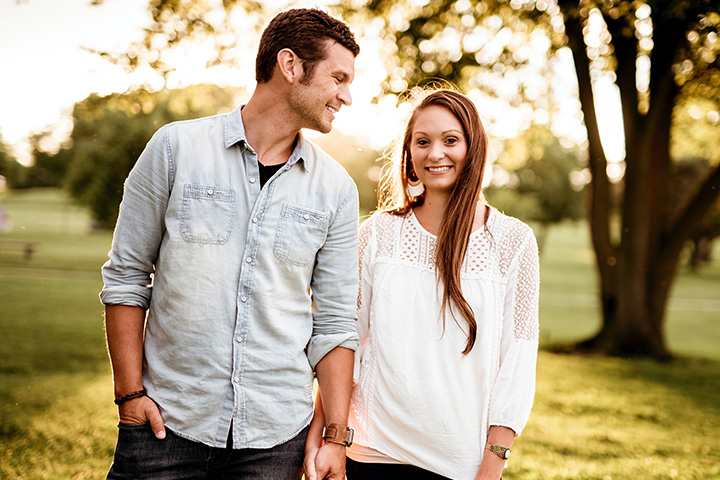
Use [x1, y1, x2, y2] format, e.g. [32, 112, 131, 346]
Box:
[689, 237, 710, 268]
[561, 6, 720, 359]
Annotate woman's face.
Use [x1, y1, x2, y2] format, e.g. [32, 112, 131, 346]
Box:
[408, 105, 468, 197]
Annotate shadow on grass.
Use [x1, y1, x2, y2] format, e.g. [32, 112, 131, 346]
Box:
[541, 343, 720, 419]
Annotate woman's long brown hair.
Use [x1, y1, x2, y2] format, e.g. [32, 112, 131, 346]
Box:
[378, 88, 489, 354]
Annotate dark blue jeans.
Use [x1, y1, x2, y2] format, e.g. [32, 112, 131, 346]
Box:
[107, 423, 308, 480]
[345, 457, 452, 480]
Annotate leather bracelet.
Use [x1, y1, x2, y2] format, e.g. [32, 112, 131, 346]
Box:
[114, 389, 147, 405]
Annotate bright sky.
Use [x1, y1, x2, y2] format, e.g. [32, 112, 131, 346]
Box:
[0, 0, 624, 166]
[0, 0, 405, 164]
[0, 0, 154, 161]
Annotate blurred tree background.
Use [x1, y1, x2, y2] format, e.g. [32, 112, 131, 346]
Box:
[485, 124, 585, 252]
[1, 0, 718, 359]
[61, 84, 239, 229]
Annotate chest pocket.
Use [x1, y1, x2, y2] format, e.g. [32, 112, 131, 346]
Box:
[274, 202, 330, 266]
[180, 184, 235, 244]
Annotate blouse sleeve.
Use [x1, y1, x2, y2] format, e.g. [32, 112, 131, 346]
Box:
[488, 224, 540, 436]
[353, 216, 375, 384]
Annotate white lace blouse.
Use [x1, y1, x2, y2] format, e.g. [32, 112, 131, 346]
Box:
[348, 208, 539, 479]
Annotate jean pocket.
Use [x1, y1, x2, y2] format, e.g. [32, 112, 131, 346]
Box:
[117, 422, 151, 430]
[180, 184, 235, 244]
[110, 422, 170, 476]
[274, 202, 330, 266]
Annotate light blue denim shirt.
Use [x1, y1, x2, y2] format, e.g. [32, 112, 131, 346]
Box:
[100, 106, 360, 448]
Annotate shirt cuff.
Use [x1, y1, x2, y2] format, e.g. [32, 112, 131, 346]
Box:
[99, 285, 152, 309]
[307, 332, 360, 369]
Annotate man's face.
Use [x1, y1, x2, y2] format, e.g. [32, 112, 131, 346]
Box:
[289, 41, 355, 134]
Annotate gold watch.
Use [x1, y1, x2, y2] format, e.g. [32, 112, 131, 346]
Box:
[486, 443, 511, 459]
[322, 423, 354, 446]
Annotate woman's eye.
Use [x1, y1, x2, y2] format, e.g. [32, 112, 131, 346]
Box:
[446, 137, 458, 145]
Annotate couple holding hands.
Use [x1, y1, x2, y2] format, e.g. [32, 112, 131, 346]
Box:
[101, 7, 539, 480]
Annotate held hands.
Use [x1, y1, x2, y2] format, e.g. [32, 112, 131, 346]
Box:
[118, 395, 166, 439]
[304, 441, 346, 480]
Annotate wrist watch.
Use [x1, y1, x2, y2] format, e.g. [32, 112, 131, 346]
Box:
[486, 443, 511, 459]
[322, 423, 354, 447]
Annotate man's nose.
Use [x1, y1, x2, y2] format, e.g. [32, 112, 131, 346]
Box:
[339, 84, 352, 107]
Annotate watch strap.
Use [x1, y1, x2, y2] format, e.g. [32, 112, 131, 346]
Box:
[486, 443, 511, 459]
[322, 423, 354, 446]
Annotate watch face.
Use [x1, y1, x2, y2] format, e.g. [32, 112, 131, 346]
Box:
[503, 449, 510, 459]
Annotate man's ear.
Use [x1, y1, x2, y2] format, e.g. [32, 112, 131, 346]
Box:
[276, 48, 303, 83]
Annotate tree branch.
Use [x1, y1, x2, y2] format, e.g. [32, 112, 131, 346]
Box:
[665, 163, 720, 258]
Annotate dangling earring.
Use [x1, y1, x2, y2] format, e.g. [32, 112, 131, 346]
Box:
[406, 180, 425, 197]
[406, 159, 425, 197]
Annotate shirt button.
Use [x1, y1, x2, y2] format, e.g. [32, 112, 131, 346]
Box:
[234, 376, 240, 383]
[249, 178, 256, 183]
[252, 217, 258, 223]
[303, 214, 310, 220]
[240, 295, 247, 302]
[246, 257, 252, 263]
[236, 336, 243, 343]
[207, 188, 214, 195]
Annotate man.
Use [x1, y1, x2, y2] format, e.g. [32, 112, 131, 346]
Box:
[101, 8, 360, 479]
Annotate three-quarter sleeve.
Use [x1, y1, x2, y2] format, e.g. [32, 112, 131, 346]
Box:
[353, 217, 374, 384]
[100, 125, 173, 308]
[488, 227, 540, 436]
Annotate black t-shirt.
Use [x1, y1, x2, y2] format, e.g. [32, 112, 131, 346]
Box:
[258, 162, 286, 188]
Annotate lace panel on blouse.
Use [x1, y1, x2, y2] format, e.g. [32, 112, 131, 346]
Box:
[512, 237, 540, 341]
[358, 211, 539, 342]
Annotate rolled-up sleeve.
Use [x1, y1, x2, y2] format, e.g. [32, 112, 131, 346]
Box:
[100, 126, 172, 308]
[488, 229, 540, 436]
[306, 181, 360, 368]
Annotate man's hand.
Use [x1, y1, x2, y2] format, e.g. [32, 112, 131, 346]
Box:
[313, 443, 347, 480]
[118, 396, 166, 439]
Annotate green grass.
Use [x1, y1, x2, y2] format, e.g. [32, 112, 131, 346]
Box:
[514, 354, 720, 479]
[537, 222, 720, 359]
[1, 188, 719, 479]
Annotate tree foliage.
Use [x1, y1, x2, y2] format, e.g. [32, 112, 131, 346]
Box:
[672, 158, 720, 268]
[62, 84, 239, 229]
[486, 125, 585, 250]
[0, 131, 70, 190]
[89, 0, 268, 84]
[0, 132, 21, 190]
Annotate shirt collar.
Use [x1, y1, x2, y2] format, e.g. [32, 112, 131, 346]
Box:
[224, 105, 313, 173]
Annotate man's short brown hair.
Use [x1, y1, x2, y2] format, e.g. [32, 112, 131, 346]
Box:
[255, 8, 359, 84]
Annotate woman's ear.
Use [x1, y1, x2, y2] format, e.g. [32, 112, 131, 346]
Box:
[276, 48, 303, 83]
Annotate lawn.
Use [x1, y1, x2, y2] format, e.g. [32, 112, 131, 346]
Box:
[0, 188, 718, 479]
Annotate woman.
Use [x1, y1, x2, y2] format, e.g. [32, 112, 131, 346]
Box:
[305, 89, 539, 480]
